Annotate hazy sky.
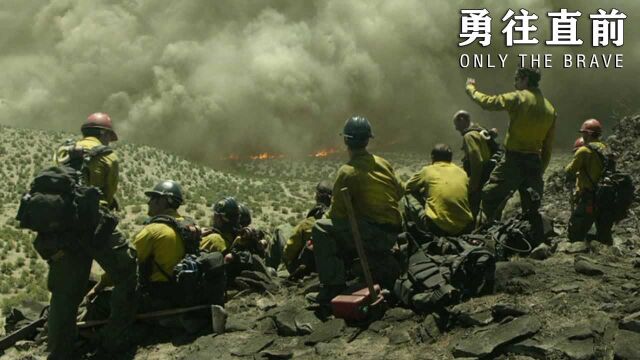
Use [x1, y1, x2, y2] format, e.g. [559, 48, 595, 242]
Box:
[0, 0, 637, 161]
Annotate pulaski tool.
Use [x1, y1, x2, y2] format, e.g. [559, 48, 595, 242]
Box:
[331, 187, 386, 321]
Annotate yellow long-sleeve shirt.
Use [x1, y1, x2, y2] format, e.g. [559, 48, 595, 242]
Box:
[405, 162, 473, 235]
[328, 149, 403, 227]
[462, 127, 492, 192]
[200, 230, 236, 253]
[466, 84, 556, 171]
[55, 136, 119, 208]
[283, 217, 316, 268]
[564, 141, 606, 193]
[133, 209, 186, 283]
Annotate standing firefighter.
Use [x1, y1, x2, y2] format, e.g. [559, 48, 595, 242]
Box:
[565, 119, 614, 244]
[466, 67, 556, 224]
[452, 110, 501, 218]
[405, 144, 474, 236]
[48, 113, 137, 358]
[311, 116, 404, 304]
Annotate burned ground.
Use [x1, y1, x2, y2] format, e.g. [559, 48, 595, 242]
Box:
[1, 115, 640, 360]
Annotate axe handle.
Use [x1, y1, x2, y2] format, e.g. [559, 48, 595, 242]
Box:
[76, 304, 211, 328]
[340, 187, 377, 302]
[0, 317, 46, 351]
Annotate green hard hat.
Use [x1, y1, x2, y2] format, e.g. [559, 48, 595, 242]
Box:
[316, 180, 333, 196]
[144, 180, 184, 205]
[340, 116, 374, 140]
[212, 197, 240, 221]
[238, 203, 252, 227]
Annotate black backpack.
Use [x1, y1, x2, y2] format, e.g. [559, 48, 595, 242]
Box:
[585, 144, 635, 223]
[146, 215, 226, 306]
[393, 236, 495, 312]
[16, 140, 112, 234]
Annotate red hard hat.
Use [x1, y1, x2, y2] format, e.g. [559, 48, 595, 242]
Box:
[82, 112, 118, 141]
[573, 137, 584, 152]
[579, 119, 602, 135]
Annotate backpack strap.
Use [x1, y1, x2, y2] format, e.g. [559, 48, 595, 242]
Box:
[581, 144, 607, 190]
[148, 214, 201, 255]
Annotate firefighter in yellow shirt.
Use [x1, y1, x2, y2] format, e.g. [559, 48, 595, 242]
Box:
[311, 116, 404, 304]
[47, 113, 137, 359]
[565, 119, 613, 244]
[452, 110, 498, 218]
[465, 67, 556, 223]
[405, 144, 474, 236]
[282, 181, 332, 277]
[200, 197, 240, 254]
[89, 180, 189, 310]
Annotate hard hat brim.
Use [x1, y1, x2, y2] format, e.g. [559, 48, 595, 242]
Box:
[144, 190, 163, 198]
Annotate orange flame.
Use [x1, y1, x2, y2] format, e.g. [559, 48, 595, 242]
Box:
[250, 152, 285, 160]
[312, 147, 338, 157]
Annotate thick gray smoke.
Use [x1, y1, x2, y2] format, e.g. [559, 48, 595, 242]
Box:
[0, 0, 637, 161]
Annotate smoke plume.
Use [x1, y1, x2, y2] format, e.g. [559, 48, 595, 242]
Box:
[0, 0, 637, 161]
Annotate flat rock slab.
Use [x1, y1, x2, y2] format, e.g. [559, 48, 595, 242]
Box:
[492, 303, 528, 320]
[623, 300, 640, 314]
[382, 308, 414, 322]
[259, 349, 293, 359]
[551, 284, 580, 293]
[388, 329, 411, 345]
[574, 260, 604, 276]
[458, 310, 493, 327]
[529, 243, 552, 260]
[557, 241, 588, 254]
[620, 311, 640, 333]
[225, 318, 252, 332]
[257, 298, 277, 311]
[275, 308, 298, 336]
[255, 317, 278, 334]
[294, 310, 321, 335]
[230, 335, 275, 356]
[452, 316, 541, 358]
[503, 339, 555, 359]
[368, 320, 390, 333]
[304, 319, 346, 345]
[615, 330, 640, 360]
[553, 338, 595, 360]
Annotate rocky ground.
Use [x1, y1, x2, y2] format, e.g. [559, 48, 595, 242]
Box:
[1, 115, 640, 360]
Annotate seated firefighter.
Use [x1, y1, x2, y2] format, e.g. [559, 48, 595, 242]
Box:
[282, 180, 333, 278]
[233, 203, 270, 258]
[405, 144, 474, 238]
[200, 198, 272, 286]
[87, 181, 224, 331]
[200, 197, 241, 254]
[565, 119, 614, 245]
[311, 116, 404, 305]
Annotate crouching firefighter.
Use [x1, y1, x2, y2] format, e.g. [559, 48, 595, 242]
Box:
[404, 144, 474, 239]
[16, 113, 138, 359]
[311, 116, 404, 305]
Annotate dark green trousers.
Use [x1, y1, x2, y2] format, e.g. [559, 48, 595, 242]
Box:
[47, 230, 138, 360]
[568, 192, 614, 244]
[481, 152, 544, 223]
[312, 218, 400, 289]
